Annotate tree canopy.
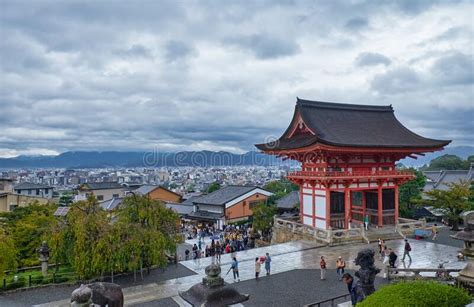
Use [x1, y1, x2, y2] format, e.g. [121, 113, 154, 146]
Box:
[206, 182, 221, 193]
[397, 168, 426, 218]
[422, 154, 473, 171]
[252, 202, 277, 240]
[423, 181, 471, 230]
[264, 179, 299, 203]
[0, 227, 17, 279]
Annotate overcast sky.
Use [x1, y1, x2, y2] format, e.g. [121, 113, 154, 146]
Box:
[0, 0, 473, 157]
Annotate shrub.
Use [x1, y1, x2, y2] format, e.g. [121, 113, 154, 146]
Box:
[358, 281, 471, 307]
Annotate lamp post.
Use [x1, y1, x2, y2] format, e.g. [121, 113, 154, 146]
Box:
[451, 221, 474, 293]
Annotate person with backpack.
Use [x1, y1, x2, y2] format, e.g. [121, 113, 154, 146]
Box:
[264, 253, 272, 275]
[402, 239, 412, 262]
[336, 256, 346, 281]
[320, 256, 327, 280]
[255, 257, 261, 279]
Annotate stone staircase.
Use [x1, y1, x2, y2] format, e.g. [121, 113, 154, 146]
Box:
[365, 226, 404, 243]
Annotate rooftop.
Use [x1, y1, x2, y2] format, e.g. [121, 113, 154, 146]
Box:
[14, 182, 52, 190]
[256, 99, 451, 151]
[80, 182, 123, 190]
[192, 185, 264, 206]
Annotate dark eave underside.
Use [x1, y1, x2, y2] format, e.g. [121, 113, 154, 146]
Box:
[255, 99, 451, 151]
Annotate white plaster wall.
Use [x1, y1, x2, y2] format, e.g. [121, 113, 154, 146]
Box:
[315, 195, 326, 219]
[303, 194, 312, 215]
[315, 219, 326, 229]
[303, 216, 312, 226]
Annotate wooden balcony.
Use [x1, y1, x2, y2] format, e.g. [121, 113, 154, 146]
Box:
[288, 169, 414, 181]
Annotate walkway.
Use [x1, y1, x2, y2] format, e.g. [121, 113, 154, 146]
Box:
[5, 239, 466, 307]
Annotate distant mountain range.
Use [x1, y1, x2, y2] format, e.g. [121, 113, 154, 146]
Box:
[0, 146, 472, 169]
[0, 151, 287, 168]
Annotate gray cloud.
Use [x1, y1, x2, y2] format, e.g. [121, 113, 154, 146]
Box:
[355, 52, 391, 67]
[0, 0, 472, 157]
[226, 34, 300, 59]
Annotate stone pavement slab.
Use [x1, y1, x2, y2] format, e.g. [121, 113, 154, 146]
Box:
[4, 239, 467, 307]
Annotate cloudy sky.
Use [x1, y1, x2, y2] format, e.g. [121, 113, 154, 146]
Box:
[0, 0, 473, 157]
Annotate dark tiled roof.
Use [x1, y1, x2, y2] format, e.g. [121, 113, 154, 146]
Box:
[81, 182, 123, 190]
[256, 99, 451, 150]
[135, 185, 159, 195]
[166, 202, 194, 215]
[14, 182, 52, 190]
[276, 191, 300, 209]
[186, 210, 223, 221]
[193, 185, 259, 205]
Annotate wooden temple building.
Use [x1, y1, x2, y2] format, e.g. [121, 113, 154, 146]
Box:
[256, 99, 450, 230]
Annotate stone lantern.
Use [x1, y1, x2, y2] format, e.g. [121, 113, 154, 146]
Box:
[451, 221, 474, 293]
[37, 241, 50, 277]
[179, 263, 249, 306]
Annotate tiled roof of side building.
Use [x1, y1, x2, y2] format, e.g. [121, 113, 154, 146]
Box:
[14, 182, 53, 190]
[81, 182, 123, 190]
[256, 99, 451, 151]
[193, 185, 264, 205]
[276, 191, 300, 209]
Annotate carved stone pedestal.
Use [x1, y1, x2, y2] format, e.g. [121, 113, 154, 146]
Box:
[179, 264, 249, 307]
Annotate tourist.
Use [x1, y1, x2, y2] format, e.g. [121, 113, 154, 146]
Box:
[320, 256, 327, 280]
[388, 249, 398, 274]
[342, 273, 357, 306]
[192, 244, 198, 260]
[185, 249, 190, 261]
[255, 257, 261, 279]
[264, 252, 272, 275]
[402, 239, 412, 262]
[230, 257, 240, 282]
[377, 238, 382, 254]
[215, 241, 222, 263]
[432, 224, 438, 241]
[381, 246, 387, 262]
[364, 214, 369, 230]
[458, 252, 465, 261]
[198, 238, 202, 250]
[336, 256, 346, 281]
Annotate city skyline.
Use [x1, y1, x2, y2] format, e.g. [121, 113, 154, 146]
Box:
[1, 1, 473, 158]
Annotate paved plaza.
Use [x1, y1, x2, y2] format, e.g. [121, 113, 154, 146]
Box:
[0, 237, 466, 307]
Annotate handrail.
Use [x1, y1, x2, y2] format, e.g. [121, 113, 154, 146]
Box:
[288, 169, 414, 178]
[303, 293, 351, 307]
[386, 267, 461, 281]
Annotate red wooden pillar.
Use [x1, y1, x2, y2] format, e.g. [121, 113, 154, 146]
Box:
[377, 183, 383, 227]
[344, 186, 350, 229]
[299, 183, 304, 224]
[394, 183, 399, 223]
[325, 182, 331, 229]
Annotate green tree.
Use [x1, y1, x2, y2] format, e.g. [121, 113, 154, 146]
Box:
[115, 195, 180, 273]
[58, 192, 74, 206]
[264, 179, 299, 203]
[0, 228, 17, 278]
[424, 181, 471, 230]
[252, 202, 277, 241]
[398, 168, 426, 218]
[423, 154, 468, 171]
[0, 202, 58, 266]
[207, 182, 221, 193]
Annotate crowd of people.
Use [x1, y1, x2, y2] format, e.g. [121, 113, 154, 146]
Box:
[184, 223, 253, 261]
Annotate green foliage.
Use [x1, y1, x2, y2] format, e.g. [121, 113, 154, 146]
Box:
[264, 179, 299, 203]
[423, 181, 471, 230]
[206, 182, 221, 193]
[0, 202, 57, 267]
[58, 192, 74, 206]
[358, 281, 471, 307]
[397, 168, 426, 218]
[0, 228, 17, 279]
[252, 202, 277, 240]
[52, 195, 180, 280]
[423, 154, 471, 171]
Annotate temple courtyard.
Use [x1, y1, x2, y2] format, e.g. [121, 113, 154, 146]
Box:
[0, 230, 466, 307]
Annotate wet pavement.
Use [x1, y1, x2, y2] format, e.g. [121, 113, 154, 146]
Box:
[3, 238, 467, 307]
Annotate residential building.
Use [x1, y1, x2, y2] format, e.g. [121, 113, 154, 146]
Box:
[76, 182, 124, 201]
[13, 182, 54, 199]
[0, 193, 51, 212]
[133, 185, 182, 203]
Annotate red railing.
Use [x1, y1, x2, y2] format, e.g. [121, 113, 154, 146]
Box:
[288, 169, 414, 179]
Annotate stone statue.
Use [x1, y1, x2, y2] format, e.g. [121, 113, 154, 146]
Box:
[37, 241, 50, 276]
[179, 263, 249, 306]
[353, 248, 380, 302]
[71, 282, 124, 307]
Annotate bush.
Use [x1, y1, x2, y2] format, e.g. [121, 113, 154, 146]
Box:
[358, 281, 471, 307]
